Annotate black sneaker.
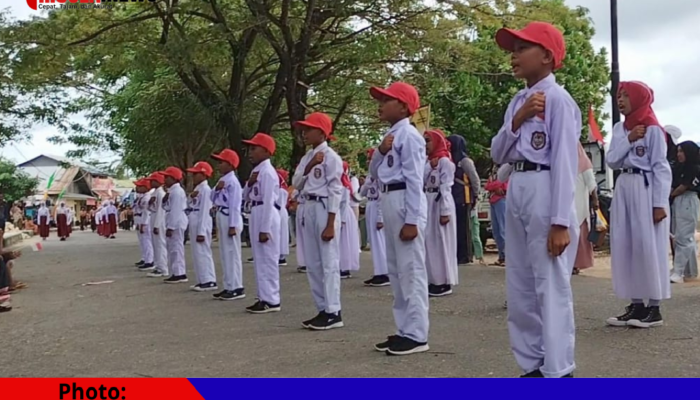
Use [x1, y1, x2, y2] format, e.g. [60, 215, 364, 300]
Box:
[279, 259, 288, 266]
[194, 282, 219, 292]
[246, 301, 281, 314]
[429, 284, 453, 297]
[297, 266, 307, 273]
[213, 290, 227, 299]
[364, 275, 390, 287]
[627, 306, 663, 328]
[340, 270, 352, 279]
[135, 260, 145, 267]
[606, 303, 647, 327]
[138, 263, 156, 271]
[246, 257, 254, 264]
[307, 311, 344, 331]
[302, 312, 325, 329]
[374, 335, 401, 352]
[520, 370, 544, 378]
[386, 336, 429, 356]
[164, 275, 188, 284]
[220, 289, 246, 301]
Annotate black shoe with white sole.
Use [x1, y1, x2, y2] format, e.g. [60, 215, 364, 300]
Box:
[340, 270, 351, 279]
[164, 275, 188, 284]
[520, 370, 544, 378]
[627, 306, 663, 328]
[364, 275, 390, 287]
[147, 270, 166, 278]
[374, 335, 401, 352]
[297, 266, 307, 273]
[302, 312, 325, 329]
[213, 290, 226, 299]
[194, 282, 218, 292]
[429, 284, 452, 297]
[385, 336, 429, 356]
[246, 301, 281, 314]
[219, 289, 246, 301]
[135, 260, 145, 267]
[307, 311, 344, 331]
[246, 257, 254, 263]
[606, 303, 647, 326]
[279, 259, 288, 266]
[138, 263, 156, 271]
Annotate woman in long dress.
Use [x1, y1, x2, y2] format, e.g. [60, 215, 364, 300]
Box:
[55, 202, 69, 241]
[424, 129, 458, 297]
[38, 202, 51, 240]
[669, 141, 700, 283]
[573, 143, 598, 274]
[339, 161, 360, 279]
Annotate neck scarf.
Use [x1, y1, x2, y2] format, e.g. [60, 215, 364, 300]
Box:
[426, 129, 451, 162]
[619, 81, 661, 131]
[342, 161, 353, 194]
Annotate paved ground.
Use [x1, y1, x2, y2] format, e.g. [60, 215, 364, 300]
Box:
[2, 230, 699, 377]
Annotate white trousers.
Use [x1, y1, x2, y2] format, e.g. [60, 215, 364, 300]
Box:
[190, 229, 216, 285]
[366, 200, 387, 276]
[295, 204, 306, 267]
[302, 200, 342, 314]
[381, 190, 429, 343]
[138, 223, 154, 264]
[506, 171, 578, 378]
[152, 225, 168, 275]
[279, 208, 290, 258]
[217, 210, 243, 291]
[250, 205, 281, 305]
[166, 227, 186, 276]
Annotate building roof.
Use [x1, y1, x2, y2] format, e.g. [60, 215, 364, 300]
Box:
[17, 154, 112, 177]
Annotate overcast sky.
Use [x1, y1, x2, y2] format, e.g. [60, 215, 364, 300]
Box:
[1, 0, 698, 164]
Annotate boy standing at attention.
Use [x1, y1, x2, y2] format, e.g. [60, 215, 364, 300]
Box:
[369, 82, 429, 356]
[490, 22, 581, 378]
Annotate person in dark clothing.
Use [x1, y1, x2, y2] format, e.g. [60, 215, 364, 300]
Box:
[446, 135, 480, 264]
[0, 193, 9, 253]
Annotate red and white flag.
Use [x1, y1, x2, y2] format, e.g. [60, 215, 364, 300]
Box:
[588, 106, 604, 144]
[31, 242, 43, 252]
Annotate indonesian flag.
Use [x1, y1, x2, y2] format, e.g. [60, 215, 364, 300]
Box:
[588, 106, 604, 144]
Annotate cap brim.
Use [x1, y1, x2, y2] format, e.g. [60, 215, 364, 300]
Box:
[495, 28, 534, 52]
[211, 154, 225, 162]
[292, 120, 317, 130]
[369, 86, 397, 101]
[241, 139, 258, 146]
[185, 168, 200, 174]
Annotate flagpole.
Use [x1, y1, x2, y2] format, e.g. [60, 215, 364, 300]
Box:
[610, 0, 620, 125]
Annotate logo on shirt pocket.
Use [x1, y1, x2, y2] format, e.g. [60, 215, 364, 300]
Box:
[313, 167, 322, 179]
[635, 146, 646, 157]
[531, 132, 547, 150]
[387, 155, 394, 168]
[430, 175, 436, 184]
[370, 188, 376, 195]
[253, 187, 259, 196]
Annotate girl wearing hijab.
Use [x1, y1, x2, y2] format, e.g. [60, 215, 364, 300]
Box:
[573, 143, 598, 274]
[424, 130, 458, 297]
[669, 141, 700, 284]
[38, 201, 51, 240]
[606, 81, 672, 329]
[55, 202, 69, 241]
[446, 135, 480, 265]
[339, 161, 360, 278]
[277, 169, 291, 266]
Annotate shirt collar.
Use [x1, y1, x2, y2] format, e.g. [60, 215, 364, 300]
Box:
[526, 73, 556, 94]
[388, 117, 411, 134]
[312, 141, 329, 154]
[253, 159, 271, 172]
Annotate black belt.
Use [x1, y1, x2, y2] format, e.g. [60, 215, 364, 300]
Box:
[367, 197, 379, 201]
[134, 213, 142, 217]
[251, 201, 281, 210]
[304, 195, 328, 202]
[217, 206, 229, 216]
[512, 161, 550, 172]
[381, 182, 407, 193]
[425, 187, 439, 194]
[620, 168, 650, 187]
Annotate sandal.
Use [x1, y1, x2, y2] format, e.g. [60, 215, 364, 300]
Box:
[492, 260, 505, 267]
[12, 282, 27, 290]
[572, 268, 580, 275]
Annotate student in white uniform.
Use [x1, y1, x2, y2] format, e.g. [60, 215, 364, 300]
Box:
[66, 207, 73, 237]
[211, 149, 245, 300]
[106, 201, 118, 239]
[186, 161, 218, 292]
[38, 202, 51, 241]
[276, 169, 290, 266]
[292, 112, 344, 330]
[339, 161, 361, 279]
[606, 80, 671, 328]
[423, 129, 458, 297]
[491, 22, 580, 378]
[369, 82, 429, 356]
[161, 167, 189, 284]
[360, 149, 388, 287]
[147, 172, 169, 278]
[55, 202, 69, 241]
[242, 133, 282, 314]
[291, 188, 307, 273]
[134, 179, 155, 272]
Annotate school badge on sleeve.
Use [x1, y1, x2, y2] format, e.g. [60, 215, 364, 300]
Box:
[531, 131, 547, 150]
[635, 146, 646, 157]
[387, 155, 394, 168]
[313, 167, 322, 179]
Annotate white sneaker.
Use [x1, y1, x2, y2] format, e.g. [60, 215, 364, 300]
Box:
[670, 273, 684, 284]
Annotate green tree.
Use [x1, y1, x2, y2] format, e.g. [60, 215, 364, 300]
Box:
[0, 157, 40, 203]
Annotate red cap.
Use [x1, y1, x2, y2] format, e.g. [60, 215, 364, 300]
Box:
[161, 166, 183, 181]
[242, 133, 276, 155]
[186, 161, 214, 177]
[370, 82, 421, 115]
[495, 21, 566, 70]
[293, 112, 336, 140]
[211, 149, 240, 169]
[148, 172, 165, 185]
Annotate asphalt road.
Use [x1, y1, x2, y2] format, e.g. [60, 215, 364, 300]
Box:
[2, 230, 699, 377]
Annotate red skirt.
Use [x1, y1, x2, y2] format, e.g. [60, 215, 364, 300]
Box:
[108, 214, 117, 235]
[57, 214, 68, 238]
[39, 216, 50, 238]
